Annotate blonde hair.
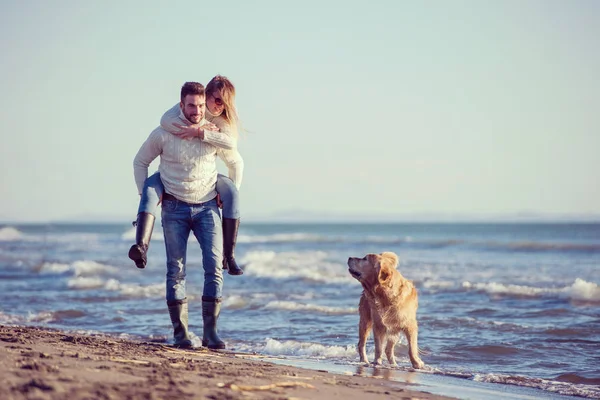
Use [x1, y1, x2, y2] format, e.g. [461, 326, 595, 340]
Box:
[206, 75, 239, 137]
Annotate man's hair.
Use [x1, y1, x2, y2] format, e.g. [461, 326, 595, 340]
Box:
[180, 82, 205, 102]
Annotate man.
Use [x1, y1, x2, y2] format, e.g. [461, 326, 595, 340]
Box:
[133, 82, 238, 349]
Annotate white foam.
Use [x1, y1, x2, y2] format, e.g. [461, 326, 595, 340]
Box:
[40, 260, 118, 277]
[462, 278, 600, 303]
[565, 278, 600, 302]
[106, 281, 164, 298]
[0, 226, 23, 241]
[222, 295, 249, 309]
[422, 280, 456, 290]
[472, 372, 600, 398]
[67, 276, 106, 289]
[263, 301, 356, 315]
[262, 338, 357, 358]
[40, 262, 71, 274]
[71, 260, 118, 276]
[27, 311, 56, 323]
[240, 250, 354, 284]
[0, 311, 24, 324]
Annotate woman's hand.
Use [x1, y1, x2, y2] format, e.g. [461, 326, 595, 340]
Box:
[171, 122, 220, 140]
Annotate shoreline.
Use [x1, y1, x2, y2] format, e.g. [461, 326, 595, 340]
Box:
[0, 324, 453, 400]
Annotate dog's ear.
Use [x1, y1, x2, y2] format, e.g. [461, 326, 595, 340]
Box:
[380, 252, 399, 269]
[378, 263, 393, 286]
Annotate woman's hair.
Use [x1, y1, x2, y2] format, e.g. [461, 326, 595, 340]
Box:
[206, 75, 239, 134]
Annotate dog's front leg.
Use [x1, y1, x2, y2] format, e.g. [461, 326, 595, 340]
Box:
[357, 297, 372, 364]
[372, 325, 385, 366]
[405, 326, 425, 369]
[385, 336, 398, 367]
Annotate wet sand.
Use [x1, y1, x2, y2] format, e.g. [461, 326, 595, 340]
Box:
[0, 325, 453, 400]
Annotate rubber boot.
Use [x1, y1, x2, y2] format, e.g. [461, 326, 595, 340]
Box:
[128, 212, 155, 269]
[201, 297, 226, 349]
[222, 218, 243, 276]
[167, 299, 193, 349]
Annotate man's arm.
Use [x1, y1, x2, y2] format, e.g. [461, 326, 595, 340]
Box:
[160, 104, 236, 150]
[217, 148, 244, 190]
[133, 129, 163, 194]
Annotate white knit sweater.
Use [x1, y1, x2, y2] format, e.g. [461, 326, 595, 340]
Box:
[160, 105, 244, 189]
[133, 108, 242, 203]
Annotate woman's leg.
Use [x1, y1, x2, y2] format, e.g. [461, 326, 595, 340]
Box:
[129, 172, 165, 269]
[215, 174, 243, 275]
[138, 171, 165, 215]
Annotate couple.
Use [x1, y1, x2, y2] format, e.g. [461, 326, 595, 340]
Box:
[130, 76, 244, 350]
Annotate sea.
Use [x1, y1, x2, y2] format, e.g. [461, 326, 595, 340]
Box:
[0, 222, 598, 399]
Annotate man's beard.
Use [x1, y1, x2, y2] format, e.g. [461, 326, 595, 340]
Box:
[184, 111, 202, 124]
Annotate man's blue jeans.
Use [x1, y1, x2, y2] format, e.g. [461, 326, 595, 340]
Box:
[161, 197, 224, 301]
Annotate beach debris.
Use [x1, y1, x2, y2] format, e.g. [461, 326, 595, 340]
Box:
[220, 381, 316, 392]
[110, 357, 151, 366]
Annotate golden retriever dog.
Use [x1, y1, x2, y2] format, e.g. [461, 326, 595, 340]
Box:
[347, 252, 424, 369]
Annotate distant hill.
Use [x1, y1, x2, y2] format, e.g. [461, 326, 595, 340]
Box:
[2, 211, 599, 225]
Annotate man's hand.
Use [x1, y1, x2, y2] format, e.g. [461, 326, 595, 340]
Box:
[216, 194, 223, 209]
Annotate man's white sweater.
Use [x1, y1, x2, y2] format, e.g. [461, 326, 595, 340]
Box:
[133, 109, 239, 204]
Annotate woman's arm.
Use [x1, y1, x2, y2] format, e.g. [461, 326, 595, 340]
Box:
[159, 104, 237, 150]
[217, 148, 244, 190]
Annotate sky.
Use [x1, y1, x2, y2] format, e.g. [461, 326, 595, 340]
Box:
[0, 0, 599, 222]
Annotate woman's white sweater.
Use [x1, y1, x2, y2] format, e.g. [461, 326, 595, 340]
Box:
[133, 107, 242, 203]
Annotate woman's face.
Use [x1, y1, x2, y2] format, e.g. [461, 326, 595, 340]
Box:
[206, 91, 225, 116]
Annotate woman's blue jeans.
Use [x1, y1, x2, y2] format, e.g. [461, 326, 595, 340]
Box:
[161, 197, 223, 301]
[138, 172, 240, 219]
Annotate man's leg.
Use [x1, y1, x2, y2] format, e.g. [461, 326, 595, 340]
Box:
[191, 199, 225, 349]
[162, 199, 192, 348]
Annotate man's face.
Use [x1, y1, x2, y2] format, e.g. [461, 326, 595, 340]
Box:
[180, 94, 205, 124]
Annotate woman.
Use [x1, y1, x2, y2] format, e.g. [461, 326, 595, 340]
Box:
[129, 75, 245, 276]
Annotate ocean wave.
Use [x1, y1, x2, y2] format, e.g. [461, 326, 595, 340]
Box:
[0, 310, 86, 325]
[263, 301, 356, 315]
[261, 338, 357, 358]
[64, 275, 163, 298]
[39, 260, 118, 277]
[462, 278, 600, 303]
[0, 311, 24, 324]
[0, 226, 24, 241]
[240, 251, 354, 284]
[104, 281, 164, 298]
[67, 276, 106, 290]
[495, 241, 600, 253]
[472, 372, 600, 399]
[226, 231, 600, 254]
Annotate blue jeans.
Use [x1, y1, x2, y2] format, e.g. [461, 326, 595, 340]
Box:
[138, 172, 240, 219]
[161, 197, 224, 301]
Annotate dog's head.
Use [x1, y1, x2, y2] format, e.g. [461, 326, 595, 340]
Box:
[347, 252, 399, 289]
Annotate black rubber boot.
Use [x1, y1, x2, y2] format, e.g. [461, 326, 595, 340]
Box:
[201, 297, 226, 349]
[167, 299, 193, 349]
[222, 218, 243, 276]
[128, 212, 155, 269]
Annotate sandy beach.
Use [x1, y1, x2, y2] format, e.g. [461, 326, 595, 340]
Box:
[0, 325, 453, 400]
